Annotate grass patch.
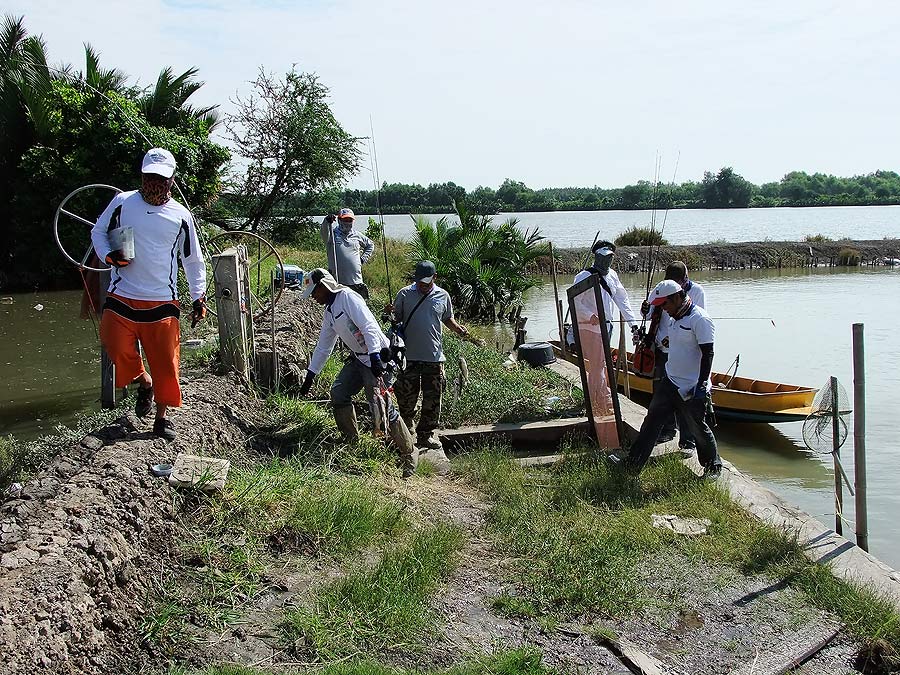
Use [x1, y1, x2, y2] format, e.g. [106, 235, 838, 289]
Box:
[182, 339, 220, 370]
[491, 592, 539, 619]
[282, 523, 464, 659]
[176, 647, 555, 674]
[804, 233, 832, 242]
[143, 458, 407, 652]
[442, 334, 581, 427]
[458, 440, 900, 650]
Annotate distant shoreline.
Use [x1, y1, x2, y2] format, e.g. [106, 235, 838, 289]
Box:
[546, 238, 900, 275]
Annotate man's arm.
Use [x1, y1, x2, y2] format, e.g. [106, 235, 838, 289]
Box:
[320, 215, 335, 245]
[91, 194, 123, 261]
[308, 319, 338, 375]
[180, 214, 206, 301]
[611, 274, 638, 327]
[698, 342, 714, 386]
[443, 316, 469, 337]
[359, 233, 375, 265]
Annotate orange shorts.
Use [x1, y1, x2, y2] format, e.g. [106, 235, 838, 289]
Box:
[99, 294, 182, 407]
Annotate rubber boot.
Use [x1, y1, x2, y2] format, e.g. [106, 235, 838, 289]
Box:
[389, 417, 418, 478]
[333, 405, 359, 443]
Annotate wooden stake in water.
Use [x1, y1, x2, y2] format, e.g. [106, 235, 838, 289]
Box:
[831, 376, 842, 536]
[852, 323, 868, 551]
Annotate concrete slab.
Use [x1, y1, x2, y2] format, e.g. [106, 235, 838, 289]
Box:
[168, 453, 230, 492]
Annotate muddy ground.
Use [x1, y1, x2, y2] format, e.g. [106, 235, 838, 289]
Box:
[0, 291, 880, 674]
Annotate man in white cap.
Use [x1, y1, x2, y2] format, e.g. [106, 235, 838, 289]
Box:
[640, 260, 707, 448]
[389, 260, 470, 463]
[624, 279, 721, 478]
[90, 148, 206, 441]
[320, 208, 375, 299]
[298, 268, 418, 477]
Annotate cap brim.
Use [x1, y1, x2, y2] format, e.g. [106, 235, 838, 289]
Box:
[650, 296, 669, 306]
[142, 163, 175, 178]
[595, 247, 613, 256]
[416, 275, 434, 283]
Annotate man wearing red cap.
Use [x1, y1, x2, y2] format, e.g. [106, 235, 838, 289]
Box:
[320, 207, 375, 299]
[624, 279, 721, 478]
[90, 148, 207, 440]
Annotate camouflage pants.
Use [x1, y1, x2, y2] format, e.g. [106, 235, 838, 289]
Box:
[394, 361, 445, 441]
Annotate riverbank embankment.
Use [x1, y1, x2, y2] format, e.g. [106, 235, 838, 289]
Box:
[2, 292, 900, 674]
[544, 238, 900, 275]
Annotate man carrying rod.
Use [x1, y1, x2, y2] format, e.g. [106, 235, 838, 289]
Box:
[90, 148, 207, 440]
[571, 240, 640, 345]
[298, 268, 418, 477]
[387, 261, 470, 467]
[624, 279, 722, 479]
[320, 208, 375, 299]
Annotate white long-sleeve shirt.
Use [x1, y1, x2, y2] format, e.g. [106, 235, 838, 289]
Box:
[308, 289, 389, 375]
[649, 281, 707, 352]
[572, 268, 637, 333]
[91, 191, 205, 302]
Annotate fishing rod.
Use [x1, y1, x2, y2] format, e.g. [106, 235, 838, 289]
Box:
[369, 116, 392, 298]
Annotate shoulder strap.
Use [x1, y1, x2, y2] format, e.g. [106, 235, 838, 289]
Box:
[404, 289, 434, 326]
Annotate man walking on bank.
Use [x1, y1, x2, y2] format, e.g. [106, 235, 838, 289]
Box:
[298, 268, 418, 477]
[320, 208, 375, 299]
[91, 148, 207, 440]
[389, 261, 470, 461]
[625, 279, 722, 478]
[641, 261, 707, 447]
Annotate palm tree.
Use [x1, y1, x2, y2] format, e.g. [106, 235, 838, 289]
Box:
[138, 66, 220, 131]
[80, 43, 127, 93]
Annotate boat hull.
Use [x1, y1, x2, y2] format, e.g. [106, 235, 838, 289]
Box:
[549, 342, 818, 423]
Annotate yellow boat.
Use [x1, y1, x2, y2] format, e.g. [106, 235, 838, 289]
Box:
[550, 342, 818, 423]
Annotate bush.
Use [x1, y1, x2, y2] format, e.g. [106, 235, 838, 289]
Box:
[266, 216, 321, 249]
[804, 233, 832, 243]
[614, 226, 669, 247]
[838, 247, 862, 265]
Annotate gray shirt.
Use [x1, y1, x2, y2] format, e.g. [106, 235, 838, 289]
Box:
[394, 283, 453, 362]
[320, 217, 375, 286]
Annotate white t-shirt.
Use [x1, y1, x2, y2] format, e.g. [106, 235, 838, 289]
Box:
[572, 268, 637, 333]
[91, 191, 205, 302]
[651, 281, 707, 352]
[664, 304, 715, 399]
[309, 289, 390, 375]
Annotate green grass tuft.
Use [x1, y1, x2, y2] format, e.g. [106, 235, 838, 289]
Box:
[282, 523, 464, 659]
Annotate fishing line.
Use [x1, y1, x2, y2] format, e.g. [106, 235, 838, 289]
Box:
[369, 116, 392, 298]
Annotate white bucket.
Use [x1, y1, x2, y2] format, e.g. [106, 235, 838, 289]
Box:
[109, 227, 135, 260]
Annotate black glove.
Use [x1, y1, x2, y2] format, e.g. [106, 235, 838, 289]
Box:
[640, 300, 650, 317]
[369, 352, 385, 378]
[190, 297, 207, 328]
[299, 370, 315, 397]
[692, 382, 708, 400]
[105, 250, 130, 268]
[325, 213, 336, 224]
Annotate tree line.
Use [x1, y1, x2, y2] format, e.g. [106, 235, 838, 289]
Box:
[273, 167, 900, 216]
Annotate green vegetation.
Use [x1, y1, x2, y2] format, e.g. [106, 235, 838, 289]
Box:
[408, 200, 548, 319]
[614, 226, 669, 247]
[176, 648, 554, 674]
[839, 247, 862, 266]
[442, 334, 580, 427]
[457, 442, 900, 650]
[281, 524, 464, 659]
[143, 456, 408, 653]
[273, 168, 900, 216]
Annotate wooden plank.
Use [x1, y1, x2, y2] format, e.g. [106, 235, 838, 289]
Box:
[727, 623, 841, 675]
[437, 417, 591, 451]
[596, 635, 671, 675]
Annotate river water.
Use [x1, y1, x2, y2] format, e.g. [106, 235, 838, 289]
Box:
[1, 205, 898, 567]
[366, 204, 900, 247]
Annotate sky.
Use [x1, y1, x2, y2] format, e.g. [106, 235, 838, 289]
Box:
[8, 0, 900, 191]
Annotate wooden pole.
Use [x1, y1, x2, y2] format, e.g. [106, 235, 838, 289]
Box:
[852, 323, 868, 551]
[212, 247, 250, 377]
[98, 269, 116, 409]
[549, 242, 566, 358]
[830, 376, 843, 536]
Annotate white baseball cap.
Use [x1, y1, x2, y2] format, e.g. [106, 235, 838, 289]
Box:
[649, 279, 683, 306]
[141, 148, 177, 178]
[301, 268, 346, 299]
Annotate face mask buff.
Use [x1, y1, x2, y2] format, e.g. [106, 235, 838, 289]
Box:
[594, 252, 613, 276]
[339, 220, 353, 235]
